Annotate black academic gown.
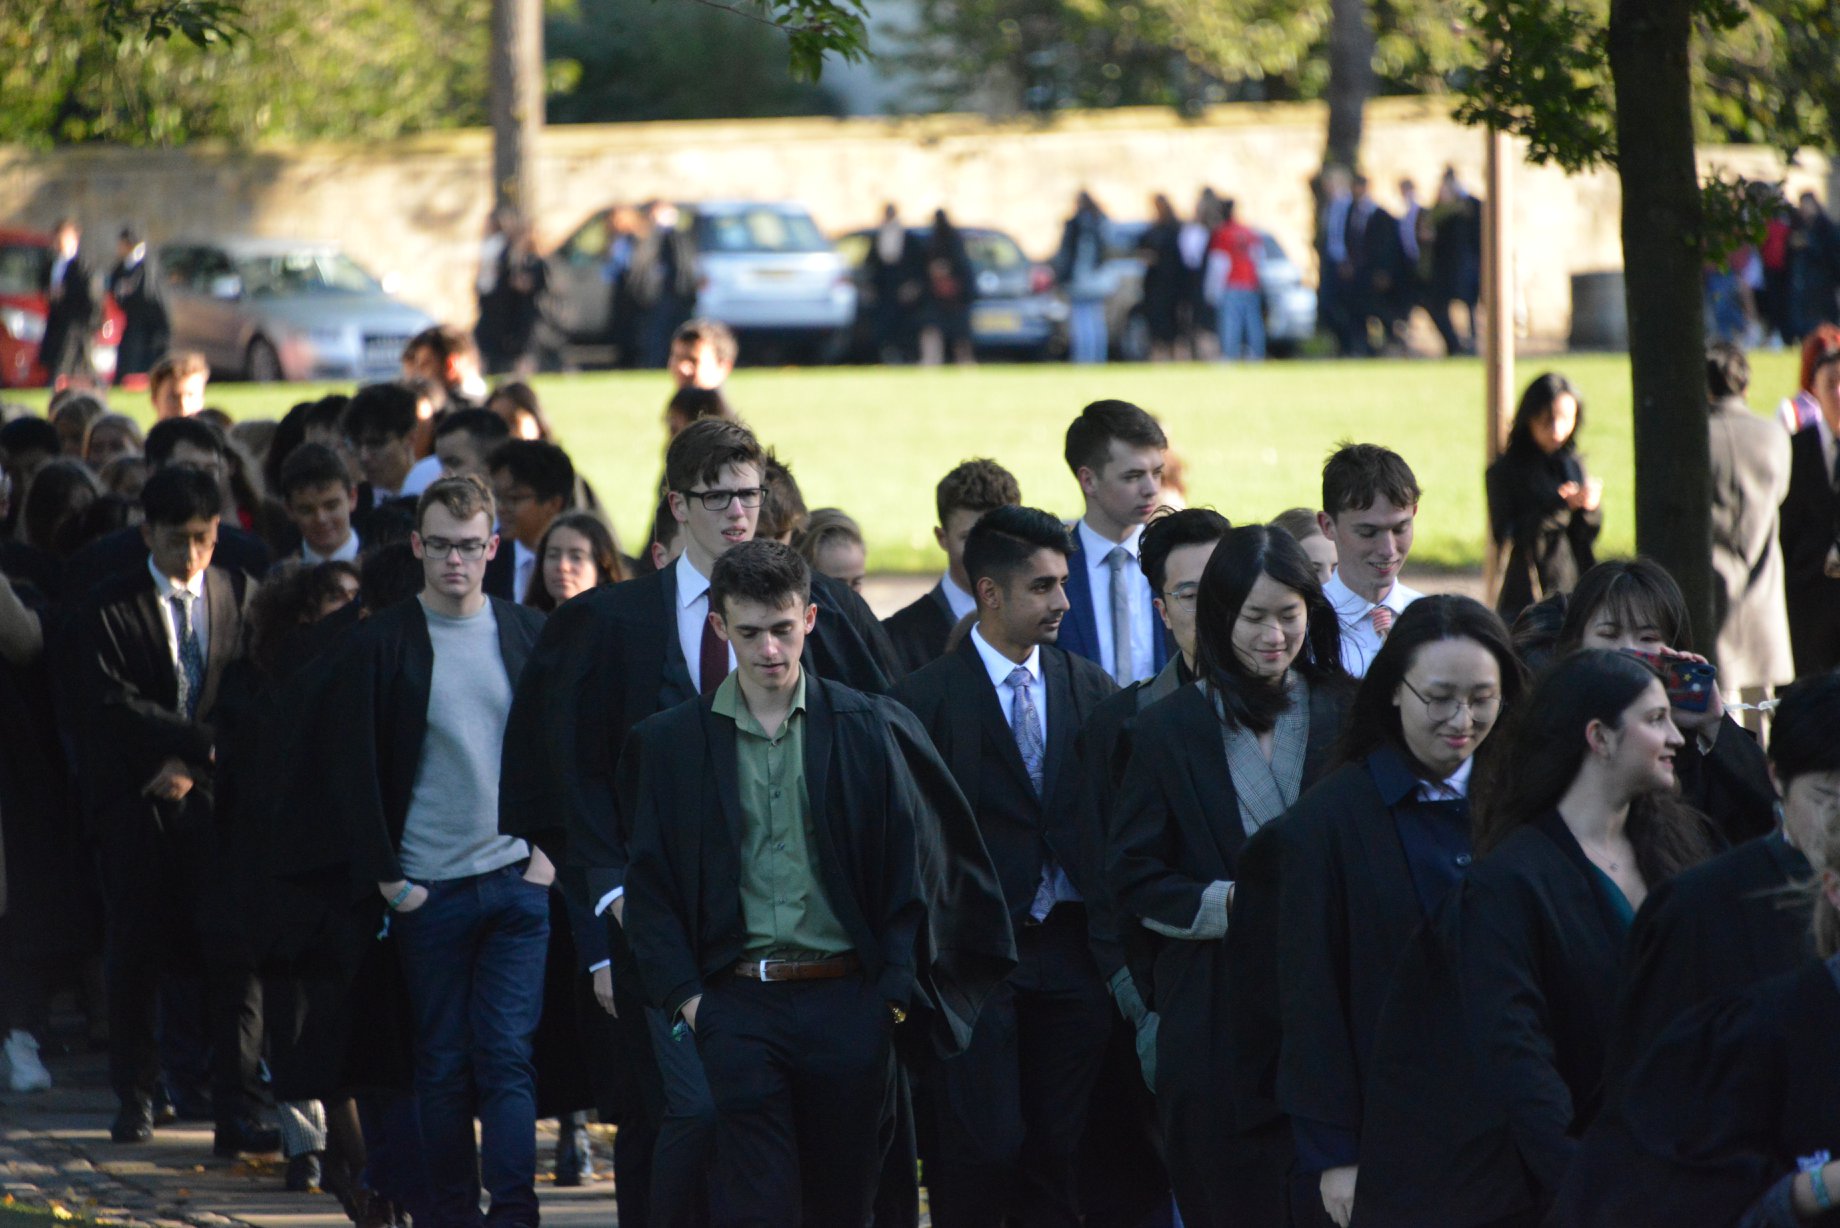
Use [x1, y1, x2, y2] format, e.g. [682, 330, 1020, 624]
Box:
[621, 674, 1015, 1057]
[1675, 717, 1777, 849]
[882, 581, 956, 678]
[1548, 958, 1840, 1228]
[1780, 426, 1840, 677]
[64, 524, 272, 602]
[1106, 678, 1346, 1228]
[1274, 749, 1473, 1183]
[1353, 811, 1640, 1228]
[1606, 834, 1813, 1093]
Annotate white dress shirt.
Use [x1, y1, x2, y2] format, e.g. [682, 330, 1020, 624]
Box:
[148, 557, 209, 665]
[1076, 518, 1154, 683]
[514, 540, 537, 603]
[675, 551, 735, 695]
[400, 454, 443, 499]
[969, 623, 1046, 745]
[301, 530, 360, 566]
[940, 572, 976, 622]
[49, 254, 71, 297]
[1323, 569, 1422, 678]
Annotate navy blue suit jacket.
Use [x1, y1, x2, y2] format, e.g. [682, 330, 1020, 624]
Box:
[1057, 529, 1170, 678]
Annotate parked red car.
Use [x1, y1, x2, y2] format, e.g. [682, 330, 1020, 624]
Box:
[0, 227, 123, 388]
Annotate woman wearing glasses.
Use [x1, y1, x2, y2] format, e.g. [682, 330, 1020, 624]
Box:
[1107, 524, 1351, 1227]
[1272, 595, 1525, 1227]
[1354, 650, 1716, 1227]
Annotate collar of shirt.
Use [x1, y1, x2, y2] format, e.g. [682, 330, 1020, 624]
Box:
[970, 623, 1041, 692]
[676, 549, 712, 609]
[940, 572, 976, 621]
[1077, 518, 1143, 572]
[1323, 569, 1412, 625]
[301, 530, 360, 566]
[148, 556, 206, 605]
[712, 669, 807, 741]
[1369, 745, 1472, 805]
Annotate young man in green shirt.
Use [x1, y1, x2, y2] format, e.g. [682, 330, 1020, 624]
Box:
[620, 540, 1012, 1226]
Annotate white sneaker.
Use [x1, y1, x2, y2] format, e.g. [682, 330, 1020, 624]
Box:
[4, 1029, 51, 1092]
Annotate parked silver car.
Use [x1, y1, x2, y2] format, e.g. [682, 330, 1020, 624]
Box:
[158, 238, 434, 382]
[1101, 221, 1317, 358]
[545, 201, 856, 364]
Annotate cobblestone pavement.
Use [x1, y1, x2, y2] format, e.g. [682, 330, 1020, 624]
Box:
[0, 1048, 618, 1228]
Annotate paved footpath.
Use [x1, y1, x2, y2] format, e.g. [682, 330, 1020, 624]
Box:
[0, 1049, 619, 1228]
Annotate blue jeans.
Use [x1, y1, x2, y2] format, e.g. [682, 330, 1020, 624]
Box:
[1070, 300, 1108, 364]
[394, 865, 550, 1228]
[1217, 287, 1266, 360]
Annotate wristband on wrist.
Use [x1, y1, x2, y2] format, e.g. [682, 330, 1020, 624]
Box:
[388, 882, 415, 910]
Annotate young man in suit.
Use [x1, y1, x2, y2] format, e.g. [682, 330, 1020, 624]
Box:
[1057, 400, 1170, 687]
[62, 418, 273, 597]
[84, 466, 271, 1153]
[432, 408, 512, 481]
[498, 418, 891, 1228]
[1779, 334, 1840, 676]
[893, 504, 1119, 1227]
[40, 217, 99, 385]
[328, 474, 552, 1228]
[1318, 442, 1422, 677]
[485, 439, 575, 602]
[341, 383, 421, 510]
[884, 458, 1021, 677]
[622, 540, 1013, 1226]
[278, 443, 360, 566]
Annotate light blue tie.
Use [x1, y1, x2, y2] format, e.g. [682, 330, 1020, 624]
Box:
[1007, 665, 1044, 796]
[173, 593, 204, 720]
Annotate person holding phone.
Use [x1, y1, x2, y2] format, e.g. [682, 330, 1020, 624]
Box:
[1550, 558, 1777, 848]
[1486, 373, 1602, 622]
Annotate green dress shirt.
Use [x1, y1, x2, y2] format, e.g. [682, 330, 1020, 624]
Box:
[713, 672, 854, 961]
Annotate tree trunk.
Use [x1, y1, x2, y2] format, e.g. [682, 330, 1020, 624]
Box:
[489, 0, 543, 217]
[1609, 0, 1714, 655]
[1323, 0, 1374, 171]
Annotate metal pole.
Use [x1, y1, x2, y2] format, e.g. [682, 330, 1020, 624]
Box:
[1482, 126, 1515, 604]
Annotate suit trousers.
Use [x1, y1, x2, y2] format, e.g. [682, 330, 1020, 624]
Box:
[924, 905, 1114, 1228]
[693, 974, 896, 1228]
[98, 800, 263, 1124]
[644, 1001, 717, 1228]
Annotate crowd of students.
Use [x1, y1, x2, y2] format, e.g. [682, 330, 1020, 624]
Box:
[0, 316, 1838, 1228]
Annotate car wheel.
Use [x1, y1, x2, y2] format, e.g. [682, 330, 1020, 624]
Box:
[246, 337, 283, 383]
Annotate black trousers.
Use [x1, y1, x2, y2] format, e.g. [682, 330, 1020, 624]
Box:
[98, 800, 263, 1125]
[693, 974, 896, 1228]
[924, 906, 1114, 1228]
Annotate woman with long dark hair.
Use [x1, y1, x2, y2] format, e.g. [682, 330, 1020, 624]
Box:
[1355, 650, 1715, 1227]
[1107, 524, 1351, 1227]
[1486, 372, 1601, 621]
[523, 512, 622, 613]
[1275, 596, 1526, 1227]
[1554, 558, 1776, 847]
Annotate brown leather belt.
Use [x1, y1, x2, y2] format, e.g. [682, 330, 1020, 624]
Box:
[732, 954, 860, 982]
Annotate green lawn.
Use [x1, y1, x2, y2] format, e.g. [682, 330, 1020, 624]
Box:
[10, 352, 1801, 572]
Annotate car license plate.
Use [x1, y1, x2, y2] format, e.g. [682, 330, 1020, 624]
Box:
[974, 309, 1022, 333]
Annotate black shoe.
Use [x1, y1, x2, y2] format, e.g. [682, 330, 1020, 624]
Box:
[111, 1100, 154, 1144]
[151, 1090, 177, 1127]
[285, 1151, 323, 1192]
[214, 1118, 282, 1157]
[170, 1086, 215, 1122]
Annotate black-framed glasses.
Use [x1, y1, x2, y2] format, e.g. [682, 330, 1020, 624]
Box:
[420, 536, 491, 561]
[1399, 676, 1500, 724]
[680, 486, 765, 512]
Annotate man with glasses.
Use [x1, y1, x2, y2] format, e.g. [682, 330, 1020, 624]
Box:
[62, 417, 272, 598]
[340, 382, 421, 512]
[1070, 508, 1229, 1222]
[485, 439, 576, 602]
[319, 474, 551, 1228]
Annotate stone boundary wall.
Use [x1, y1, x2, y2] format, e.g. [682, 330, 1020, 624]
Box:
[0, 98, 1825, 344]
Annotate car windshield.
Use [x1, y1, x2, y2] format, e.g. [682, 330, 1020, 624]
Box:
[0, 244, 50, 297]
[696, 210, 829, 255]
[235, 251, 382, 296]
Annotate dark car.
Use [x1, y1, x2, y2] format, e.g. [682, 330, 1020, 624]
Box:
[0, 228, 124, 388]
[835, 225, 1068, 362]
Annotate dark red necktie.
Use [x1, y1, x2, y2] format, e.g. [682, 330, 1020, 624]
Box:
[699, 613, 728, 698]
